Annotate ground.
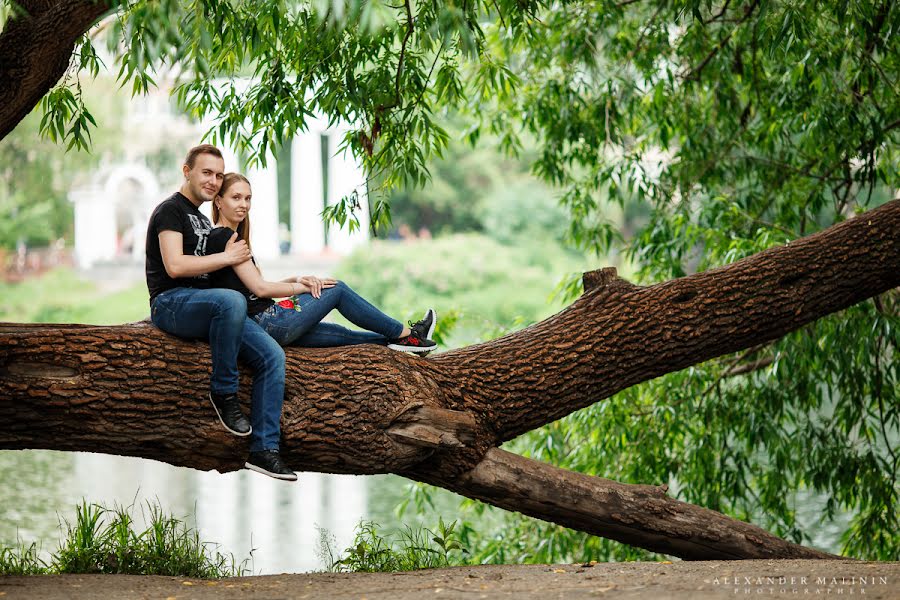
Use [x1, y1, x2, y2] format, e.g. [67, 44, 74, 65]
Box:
[1, 560, 897, 599]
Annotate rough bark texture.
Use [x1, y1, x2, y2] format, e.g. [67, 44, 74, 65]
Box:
[0, 0, 109, 139]
[2, 199, 898, 560]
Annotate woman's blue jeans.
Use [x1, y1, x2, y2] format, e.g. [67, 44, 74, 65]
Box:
[252, 280, 404, 347]
[151, 287, 286, 452]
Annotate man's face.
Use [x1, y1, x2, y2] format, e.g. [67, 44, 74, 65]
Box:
[183, 153, 225, 203]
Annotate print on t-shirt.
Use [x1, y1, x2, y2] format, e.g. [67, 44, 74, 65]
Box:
[188, 214, 211, 258]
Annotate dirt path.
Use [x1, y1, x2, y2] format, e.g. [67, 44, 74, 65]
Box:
[1, 559, 897, 599]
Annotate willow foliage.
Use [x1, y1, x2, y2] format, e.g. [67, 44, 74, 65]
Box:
[26, 0, 900, 559]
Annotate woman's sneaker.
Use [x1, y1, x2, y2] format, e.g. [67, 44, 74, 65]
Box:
[388, 308, 437, 354]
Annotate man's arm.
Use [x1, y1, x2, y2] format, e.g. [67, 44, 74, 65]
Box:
[159, 230, 250, 279]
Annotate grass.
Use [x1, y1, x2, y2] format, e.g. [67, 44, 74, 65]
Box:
[0, 500, 247, 577]
[318, 519, 468, 573]
[0, 543, 48, 575]
[0, 268, 148, 324]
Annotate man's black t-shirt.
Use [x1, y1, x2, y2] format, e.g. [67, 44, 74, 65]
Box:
[145, 192, 213, 304]
[207, 227, 275, 316]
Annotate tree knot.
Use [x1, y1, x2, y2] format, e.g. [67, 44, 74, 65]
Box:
[386, 403, 478, 450]
[583, 267, 634, 294]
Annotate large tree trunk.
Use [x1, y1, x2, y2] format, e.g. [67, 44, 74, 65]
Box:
[2, 199, 898, 560]
[0, 0, 110, 139]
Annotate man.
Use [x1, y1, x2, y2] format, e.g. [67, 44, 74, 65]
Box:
[145, 144, 297, 481]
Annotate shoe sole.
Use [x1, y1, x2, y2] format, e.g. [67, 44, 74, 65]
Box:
[244, 461, 298, 481]
[387, 343, 435, 354]
[387, 308, 437, 354]
[208, 393, 252, 437]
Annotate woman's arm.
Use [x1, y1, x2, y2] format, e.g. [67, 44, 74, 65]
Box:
[279, 275, 337, 298]
[231, 260, 309, 298]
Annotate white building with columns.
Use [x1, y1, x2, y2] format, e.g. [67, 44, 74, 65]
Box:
[69, 99, 370, 268]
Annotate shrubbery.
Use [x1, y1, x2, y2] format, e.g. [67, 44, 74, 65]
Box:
[334, 233, 593, 348]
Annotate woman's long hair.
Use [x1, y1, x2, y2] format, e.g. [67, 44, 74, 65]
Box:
[213, 172, 253, 255]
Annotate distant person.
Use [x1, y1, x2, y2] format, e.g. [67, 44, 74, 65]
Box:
[118, 225, 135, 256]
[397, 223, 414, 242]
[15, 238, 26, 275]
[144, 145, 297, 481]
[206, 173, 437, 353]
[278, 222, 291, 255]
[50, 238, 66, 267]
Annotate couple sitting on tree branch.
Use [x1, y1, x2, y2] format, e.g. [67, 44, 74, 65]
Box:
[145, 144, 438, 480]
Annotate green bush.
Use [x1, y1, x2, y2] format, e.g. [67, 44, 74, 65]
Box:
[478, 181, 569, 245]
[334, 233, 594, 348]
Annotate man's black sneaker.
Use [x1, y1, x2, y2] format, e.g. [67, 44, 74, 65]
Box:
[388, 308, 437, 354]
[208, 392, 252, 436]
[245, 450, 298, 481]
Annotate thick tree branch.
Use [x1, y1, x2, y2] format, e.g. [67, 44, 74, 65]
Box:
[435, 199, 899, 443]
[0, 0, 110, 139]
[414, 448, 836, 560]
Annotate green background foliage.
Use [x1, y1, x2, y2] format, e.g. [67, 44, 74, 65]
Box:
[2, 0, 898, 562]
[0, 78, 125, 250]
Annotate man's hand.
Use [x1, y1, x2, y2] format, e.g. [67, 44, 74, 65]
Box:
[224, 232, 251, 266]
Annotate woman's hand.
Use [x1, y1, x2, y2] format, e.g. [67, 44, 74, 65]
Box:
[295, 275, 337, 299]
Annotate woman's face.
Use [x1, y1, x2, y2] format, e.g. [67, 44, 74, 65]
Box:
[216, 180, 252, 224]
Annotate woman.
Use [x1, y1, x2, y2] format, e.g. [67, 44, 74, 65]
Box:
[206, 173, 436, 354]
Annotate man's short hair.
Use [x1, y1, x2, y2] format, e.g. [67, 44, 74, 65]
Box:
[184, 144, 224, 168]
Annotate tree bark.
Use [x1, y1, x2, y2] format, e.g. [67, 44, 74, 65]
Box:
[2, 199, 898, 560]
[0, 0, 110, 140]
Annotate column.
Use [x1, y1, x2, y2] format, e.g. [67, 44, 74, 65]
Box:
[245, 155, 280, 260]
[326, 132, 370, 255]
[290, 132, 325, 254]
[70, 187, 116, 268]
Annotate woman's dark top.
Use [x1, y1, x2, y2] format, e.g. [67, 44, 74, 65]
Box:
[206, 227, 275, 316]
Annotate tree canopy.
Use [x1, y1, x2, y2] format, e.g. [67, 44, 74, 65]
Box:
[0, 0, 897, 559]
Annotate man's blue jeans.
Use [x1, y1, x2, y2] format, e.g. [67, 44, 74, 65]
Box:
[151, 287, 286, 452]
[252, 280, 404, 347]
